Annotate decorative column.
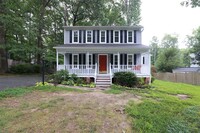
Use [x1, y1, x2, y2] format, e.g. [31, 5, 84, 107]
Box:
[118, 52, 120, 71]
[56, 51, 58, 71]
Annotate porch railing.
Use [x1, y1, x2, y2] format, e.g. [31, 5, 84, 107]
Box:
[111, 65, 142, 74]
[58, 65, 96, 76]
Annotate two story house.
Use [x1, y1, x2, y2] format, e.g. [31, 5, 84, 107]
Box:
[54, 26, 151, 86]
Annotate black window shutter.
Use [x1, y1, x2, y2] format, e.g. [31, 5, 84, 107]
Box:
[93, 54, 95, 65]
[79, 54, 82, 64]
[69, 54, 72, 65]
[93, 30, 95, 43]
[124, 54, 127, 64]
[124, 30, 127, 43]
[111, 54, 113, 65]
[97, 30, 99, 43]
[134, 54, 137, 65]
[111, 30, 113, 43]
[120, 54, 123, 65]
[83, 54, 86, 65]
[134, 30, 137, 43]
[107, 30, 109, 43]
[79, 30, 82, 43]
[83, 30, 86, 43]
[70, 30, 72, 43]
[120, 30, 123, 43]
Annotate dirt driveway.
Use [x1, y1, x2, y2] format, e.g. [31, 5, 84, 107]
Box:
[0, 75, 41, 90]
[0, 90, 141, 132]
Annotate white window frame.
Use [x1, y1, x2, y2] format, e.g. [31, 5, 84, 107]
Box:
[72, 30, 79, 43]
[100, 30, 106, 43]
[87, 54, 93, 69]
[127, 54, 133, 69]
[113, 30, 120, 43]
[127, 30, 133, 43]
[86, 30, 93, 43]
[72, 54, 79, 69]
[113, 54, 118, 69]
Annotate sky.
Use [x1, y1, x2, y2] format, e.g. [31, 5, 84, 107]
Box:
[140, 0, 200, 48]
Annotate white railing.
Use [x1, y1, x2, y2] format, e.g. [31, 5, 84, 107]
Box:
[94, 63, 97, 83]
[58, 65, 96, 77]
[109, 63, 112, 84]
[111, 65, 142, 74]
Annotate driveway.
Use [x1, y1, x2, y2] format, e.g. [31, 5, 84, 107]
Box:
[0, 75, 41, 90]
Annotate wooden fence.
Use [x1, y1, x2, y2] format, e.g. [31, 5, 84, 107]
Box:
[154, 72, 200, 85]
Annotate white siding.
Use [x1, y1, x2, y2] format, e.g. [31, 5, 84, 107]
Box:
[64, 30, 70, 44]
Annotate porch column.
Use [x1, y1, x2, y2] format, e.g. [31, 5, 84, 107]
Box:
[118, 52, 120, 71]
[86, 52, 89, 67]
[64, 53, 66, 70]
[56, 51, 58, 71]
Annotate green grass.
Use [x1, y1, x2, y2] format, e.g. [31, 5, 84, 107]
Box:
[0, 85, 85, 100]
[125, 80, 200, 133]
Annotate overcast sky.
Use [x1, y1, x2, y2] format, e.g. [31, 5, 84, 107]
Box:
[140, 0, 200, 48]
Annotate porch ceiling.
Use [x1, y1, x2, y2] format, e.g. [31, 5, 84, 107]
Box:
[54, 44, 149, 53]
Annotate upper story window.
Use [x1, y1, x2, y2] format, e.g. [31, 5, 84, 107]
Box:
[72, 30, 79, 43]
[127, 31, 133, 43]
[100, 30, 106, 43]
[86, 30, 93, 43]
[114, 30, 120, 43]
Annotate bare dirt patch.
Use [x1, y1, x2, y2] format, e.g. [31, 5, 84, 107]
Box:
[0, 90, 141, 133]
[177, 94, 189, 100]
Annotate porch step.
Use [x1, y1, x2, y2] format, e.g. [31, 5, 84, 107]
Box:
[96, 76, 111, 87]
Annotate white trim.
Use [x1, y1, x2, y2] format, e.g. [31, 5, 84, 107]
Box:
[86, 30, 93, 43]
[127, 54, 133, 69]
[100, 30, 106, 43]
[98, 54, 108, 74]
[127, 30, 133, 43]
[113, 54, 118, 69]
[72, 30, 79, 43]
[113, 30, 120, 43]
[72, 54, 79, 69]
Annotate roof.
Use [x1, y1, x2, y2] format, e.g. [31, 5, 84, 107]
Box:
[54, 44, 149, 53]
[63, 26, 143, 31]
[172, 67, 200, 73]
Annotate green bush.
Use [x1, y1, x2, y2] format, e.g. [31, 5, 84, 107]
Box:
[113, 71, 138, 87]
[10, 64, 40, 74]
[47, 70, 69, 84]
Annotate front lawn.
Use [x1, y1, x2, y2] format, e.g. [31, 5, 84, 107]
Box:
[124, 80, 200, 132]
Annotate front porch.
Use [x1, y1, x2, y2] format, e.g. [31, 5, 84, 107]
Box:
[56, 52, 151, 80]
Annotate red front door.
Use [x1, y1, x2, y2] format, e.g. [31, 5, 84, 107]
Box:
[99, 55, 107, 73]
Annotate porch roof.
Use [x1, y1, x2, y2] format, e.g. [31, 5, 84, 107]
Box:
[54, 44, 149, 53]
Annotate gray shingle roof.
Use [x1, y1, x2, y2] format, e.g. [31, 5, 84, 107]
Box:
[63, 26, 143, 30]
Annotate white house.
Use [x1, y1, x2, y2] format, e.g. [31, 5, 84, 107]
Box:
[54, 26, 151, 86]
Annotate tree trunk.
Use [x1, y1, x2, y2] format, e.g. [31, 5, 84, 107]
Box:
[0, 0, 8, 73]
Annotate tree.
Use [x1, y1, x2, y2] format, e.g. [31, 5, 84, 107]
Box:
[149, 36, 159, 65]
[181, 0, 200, 7]
[155, 34, 181, 72]
[186, 27, 200, 65]
[121, 0, 141, 25]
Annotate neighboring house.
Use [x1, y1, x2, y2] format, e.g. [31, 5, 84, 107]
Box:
[54, 26, 151, 86]
[172, 67, 200, 73]
[190, 53, 199, 67]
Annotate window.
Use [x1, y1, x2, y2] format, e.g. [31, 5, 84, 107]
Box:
[127, 54, 133, 68]
[88, 54, 93, 68]
[73, 54, 79, 68]
[86, 30, 92, 43]
[100, 30, 106, 43]
[114, 30, 120, 43]
[113, 54, 118, 68]
[143, 56, 145, 64]
[127, 31, 133, 43]
[72, 30, 79, 43]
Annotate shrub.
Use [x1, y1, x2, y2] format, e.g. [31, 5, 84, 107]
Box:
[47, 70, 69, 84]
[70, 73, 78, 82]
[10, 64, 40, 74]
[113, 71, 138, 87]
[35, 82, 49, 87]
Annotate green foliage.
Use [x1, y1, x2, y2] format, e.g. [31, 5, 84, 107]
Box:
[150, 36, 159, 65]
[48, 70, 69, 84]
[9, 64, 40, 74]
[155, 34, 181, 72]
[113, 71, 138, 87]
[181, 0, 200, 8]
[35, 82, 49, 87]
